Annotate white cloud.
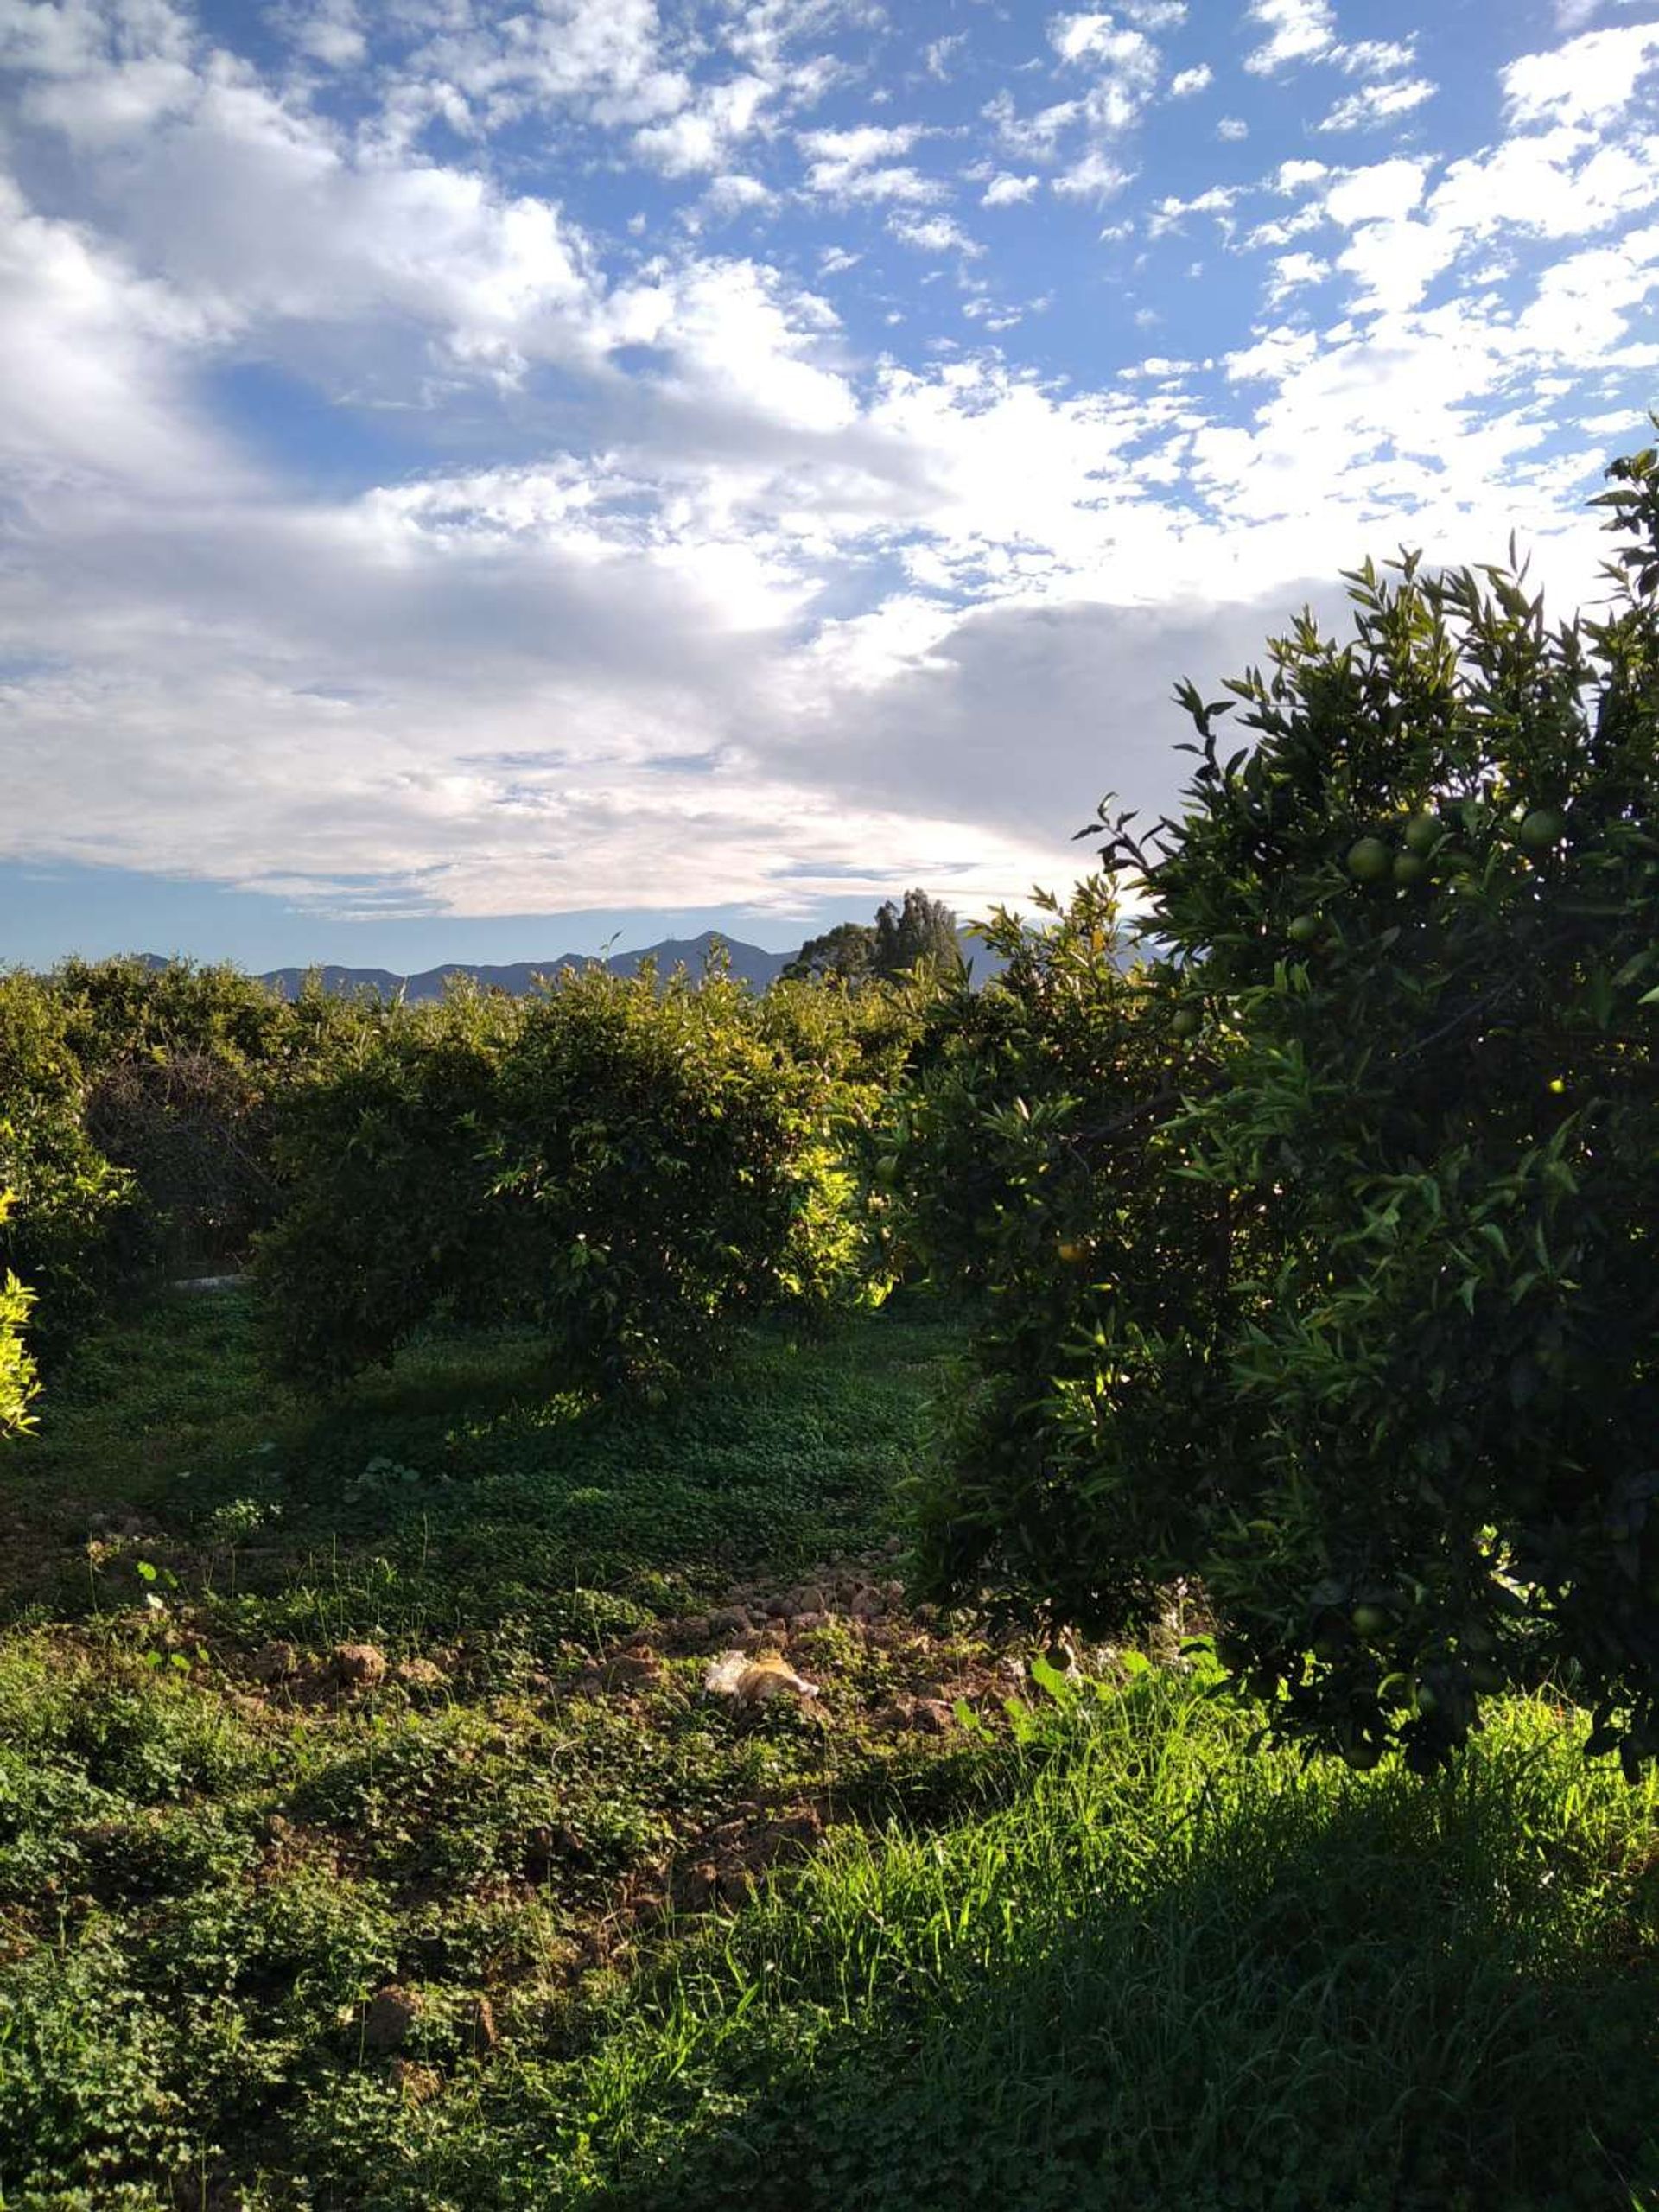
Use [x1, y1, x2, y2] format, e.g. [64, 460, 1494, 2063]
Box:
[633, 74, 772, 175]
[983, 90, 1083, 159]
[1335, 39, 1418, 77]
[982, 171, 1041, 206]
[1263, 250, 1331, 304]
[1170, 64, 1213, 96]
[1324, 156, 1433, 227]
[1054, 150, 1135, 200]
[1217, 116, 1249, 140]
[797, 123, 923, 168]
[1243, 0, 1337, 74]
[888, 213, 984, 256]
[702, 172, 778, 216]
[1503, 20, 1659, 128]
[1318, 78, 1436, 131]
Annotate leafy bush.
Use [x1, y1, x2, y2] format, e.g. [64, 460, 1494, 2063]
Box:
[886, 880, 1215, 1614]
[253, 984, 524, 1385]
[0, 1195, 38, 1437]
[912, 444, 1659, 1771]
[0, 971, 150, 1363]
[84, 1051, 276, 1273]
[256, 963, 900, 1394]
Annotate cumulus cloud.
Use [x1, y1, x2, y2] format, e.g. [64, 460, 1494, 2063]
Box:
[1503, 20, 1659, 127]
[1243, 0, 1337, 75]
[982, 171, 1040, 206]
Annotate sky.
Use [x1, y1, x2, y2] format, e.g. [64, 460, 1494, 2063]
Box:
[2, 0, 1657, 970]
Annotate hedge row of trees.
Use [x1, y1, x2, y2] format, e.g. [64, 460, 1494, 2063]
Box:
[0, 946, 928, 1397]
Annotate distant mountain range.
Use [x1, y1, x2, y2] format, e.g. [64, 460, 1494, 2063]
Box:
[135, 928, 1008, 1001]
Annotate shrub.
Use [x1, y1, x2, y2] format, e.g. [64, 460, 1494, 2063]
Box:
[0, 1195, 37, 1437]
[886, 880, 1215, 1615]
[489, 963, 883, 1389]
[0, 971, 150, 1363]
[912, 443, 1659, 1771]
[256, 963, 893, 1394]
[253, 985, 525, 1386]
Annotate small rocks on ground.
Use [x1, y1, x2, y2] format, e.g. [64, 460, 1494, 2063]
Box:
[331, 1643, 387, 1690]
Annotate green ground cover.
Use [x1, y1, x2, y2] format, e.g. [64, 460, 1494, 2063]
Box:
[0, 1293, 1654, 2210]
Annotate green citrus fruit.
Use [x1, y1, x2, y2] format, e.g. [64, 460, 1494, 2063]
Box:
[1343, 1740, 1382, 1771]
[1517, 807, 1567, 852]
[1170, 1007, 1200, 1039]
[1057, 1239, 1087, 1265]
[1287, 913, 1320, 946]
[1392, 852, 1429, 887]
[1351, 1603, 1391, 1639]
[1403, 813, 1442, 856]
[1346, 836, 1393, 884]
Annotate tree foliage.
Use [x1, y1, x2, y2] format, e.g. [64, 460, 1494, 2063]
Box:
[0, 1195, 37, 1437]
[873, 889, 961, 980]
[785, 890, 962, 987]
[906, 444, 1659, 1772]
[782, 922, 877, 985]
[254, 963, 908, 1394]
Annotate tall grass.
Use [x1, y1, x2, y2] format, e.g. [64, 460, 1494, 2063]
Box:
[381, 1673, 1657, 2212]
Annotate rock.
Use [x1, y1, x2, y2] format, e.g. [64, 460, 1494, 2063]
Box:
[390, 2059, 443, 2106]
[707, 1605, 751, 1638]
[849, 1587, 884, 1621]
[363, 1985, 423, 2054]
[248, 1640, 299, 1684]
[332, 1643, 387, 1690]
[718, 1866, 758, 1906]
[393, 1657, 447, 1691]
[873, 1696, 952, 1735]
[762, 1594, 790, 1618]
[602, 1651, 662, 1690]
[882, 1534, 906, 1557]
[791, 1611, 829, 1634]
[677, 1614, 710, 1645]
[785, 1585, 827, 1618]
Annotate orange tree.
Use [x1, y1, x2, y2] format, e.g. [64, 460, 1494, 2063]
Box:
[255, 961, 901, 1395]
[884, 877, 1223, 1624]
[912, 444, 1659, 1773]
[0, 1195, 37, 1436]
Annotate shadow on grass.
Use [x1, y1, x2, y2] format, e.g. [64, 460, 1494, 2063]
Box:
[455, 1695, 1659, 2212]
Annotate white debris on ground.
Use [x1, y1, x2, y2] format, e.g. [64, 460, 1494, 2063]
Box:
[703, 1649, 820, 1706]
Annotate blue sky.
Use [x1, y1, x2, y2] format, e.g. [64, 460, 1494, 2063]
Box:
[2, 0, 1656, 969]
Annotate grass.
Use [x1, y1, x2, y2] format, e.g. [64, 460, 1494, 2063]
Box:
[0, 1290, 1655, 2209]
